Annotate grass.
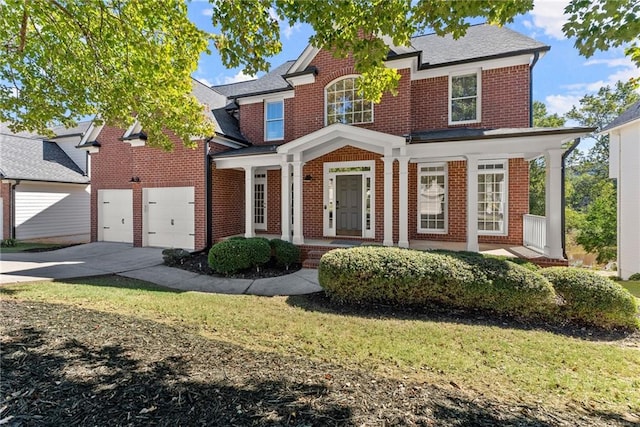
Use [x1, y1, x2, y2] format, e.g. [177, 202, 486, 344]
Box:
[621, 281, 640, 298]
[1, 276, 639, 416]
[0, 242, 71, 253]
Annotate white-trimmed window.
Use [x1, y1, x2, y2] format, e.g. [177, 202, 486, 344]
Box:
[265, 100, 284, 140]
[449, 72, 481, 124]
[418, 163, 447, 233]
[478, 161, 507, 234]
[326, 77, 373, 125]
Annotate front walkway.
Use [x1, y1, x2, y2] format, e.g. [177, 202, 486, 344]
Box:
[0, 242, 322, 296]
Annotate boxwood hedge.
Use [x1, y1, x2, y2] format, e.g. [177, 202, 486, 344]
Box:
[318, 246, 557, 319]
[208, 237, 271, 275]
[541, 267, 639, 329]
[270, 239, 300, 269]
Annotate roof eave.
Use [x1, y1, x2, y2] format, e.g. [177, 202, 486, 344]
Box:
[417, 46, 550, 70]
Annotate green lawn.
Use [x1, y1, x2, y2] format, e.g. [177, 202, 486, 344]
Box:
[622, 281, 640, 298]
[1, 276, 639, 415]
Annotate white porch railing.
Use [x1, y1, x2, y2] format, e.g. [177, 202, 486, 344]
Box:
[523, 214, 546, 254]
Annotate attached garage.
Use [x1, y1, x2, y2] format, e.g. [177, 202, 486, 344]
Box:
[14, 182, 90, 241]
[97, 189, 133, 243]
[143, 187, 195, 250]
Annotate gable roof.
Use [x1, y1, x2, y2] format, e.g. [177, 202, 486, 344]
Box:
[212, 108, 247, 143]
[601, 100, 640, 132]
[212, 60, 295, 99]
[0, 132, 89, 183]
[49, 120, 93, 138]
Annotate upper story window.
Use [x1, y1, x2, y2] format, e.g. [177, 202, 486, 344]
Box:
[449, 72, 481, 124]
[326, 77, 373, 125]
[265, 100, 284, 141]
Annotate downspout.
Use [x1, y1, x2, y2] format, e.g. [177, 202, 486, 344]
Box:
[561, 138, 581, 259]
[10, 180, 19, 239]
[529, 51, 540, 127]
[205, 138, 212, 250]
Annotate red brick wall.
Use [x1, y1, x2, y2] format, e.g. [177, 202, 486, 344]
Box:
[1, 182, 12, 239]
[411, 65, 531, 131]
[211, 166, 245, 240]
[266, 169, 281, 234]
[90, 125, 208, 250]
[409, 158, 528, 245]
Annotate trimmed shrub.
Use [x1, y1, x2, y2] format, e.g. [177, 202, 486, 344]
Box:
[318, 246, 556, 319]
[430, 249, 540, 271]
[270, 239, 300, 269]
[1, 238, 17, 248]
[628, 273, 640, 281]
[162, 248, 191, 265]
[541, 267, 639, 329]
[244, 237, 271, 271]
[208, 239, 253, 275]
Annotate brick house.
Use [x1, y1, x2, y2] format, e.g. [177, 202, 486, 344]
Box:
[87, 24, 591, 263]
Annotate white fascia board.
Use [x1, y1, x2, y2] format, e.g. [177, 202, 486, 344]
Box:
[288, 45, 320, 74]
[77, 145, 100, 154]
[598, 117, 640, 135]
[122, 120, 142, 138]
[384, 56, 417, 71]
[214, 153, 281, 169]
[210, 136, 247, 149]
[285, 73, 316, 86]
[405, 132, 586, 159]
[124, 139, 146, 147]
[411, 54, 533, 81]
[236, 90, 295, 105]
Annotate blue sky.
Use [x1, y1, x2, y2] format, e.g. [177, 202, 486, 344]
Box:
[187, 0, 639, 118]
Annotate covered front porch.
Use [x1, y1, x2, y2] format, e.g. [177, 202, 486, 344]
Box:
[212, 124, 591, 262]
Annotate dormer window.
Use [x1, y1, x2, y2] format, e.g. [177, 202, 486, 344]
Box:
[326, 77, 373, 125]
[449, 72, 481, 124]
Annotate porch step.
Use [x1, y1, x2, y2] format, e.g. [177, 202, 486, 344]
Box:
[302, 250, 329, 269]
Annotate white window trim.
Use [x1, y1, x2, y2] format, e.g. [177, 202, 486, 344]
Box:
[264, 99, 284, 141]
[417, 162, 448, 234]
[324, 75, 374, 126]
[448, 70, 482, 125]
[477, 160, 508, 236]
[323, 160, 375, 239]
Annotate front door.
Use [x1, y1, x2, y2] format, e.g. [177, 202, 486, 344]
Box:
[336, 175, 362, 236]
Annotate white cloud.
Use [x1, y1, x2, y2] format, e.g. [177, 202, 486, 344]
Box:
[221, 70, 255, 84]
[545, 94, 581, 115]
[202, 8, 213, 17]
[527, 0, 570, 40]
[268, 7, 301, 40]
[584, 57, 636, 68]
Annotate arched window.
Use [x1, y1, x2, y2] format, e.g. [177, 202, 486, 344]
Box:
[325, 77, 373, 125]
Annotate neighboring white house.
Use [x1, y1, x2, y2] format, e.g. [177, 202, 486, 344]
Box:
[0, 122, 98, 243]
[602, 100, 640, 280]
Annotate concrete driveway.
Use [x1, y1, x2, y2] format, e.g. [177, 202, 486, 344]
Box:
[0, 242, 164, 284]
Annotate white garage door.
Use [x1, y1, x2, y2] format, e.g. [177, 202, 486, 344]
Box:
[143, 187, 194, 250]
[15, 182, 90, 241]
[98, 189, 133, 243]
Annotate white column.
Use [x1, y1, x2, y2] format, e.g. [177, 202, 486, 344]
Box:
[244, 166, 255, 238]
[280, 161, 291, 242]
[291, 160, 304, 245]
[544, 148, 564, 259]
[465, 155, 479, 252]
[398, 156, 410, 248]
[382, 157, 394, 246]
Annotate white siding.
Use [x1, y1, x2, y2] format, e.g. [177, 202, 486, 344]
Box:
[617, 125, 640, 279]
[15, 182, 90, 240]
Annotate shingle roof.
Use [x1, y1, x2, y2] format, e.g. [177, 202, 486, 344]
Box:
[410, 127, 595, 143]
[212, 108, 246, 143]
[49, 120, 93, 138]
[410, 23, 549, 68]
[212, 61, 295, 98]
[0, 132, 89, 183]
[601, 100, 640, 132]
[212, 144, 278, 158]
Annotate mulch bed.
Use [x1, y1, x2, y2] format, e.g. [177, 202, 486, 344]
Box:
[166, 251, 301, 280]
[2, 299, 637, 426]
